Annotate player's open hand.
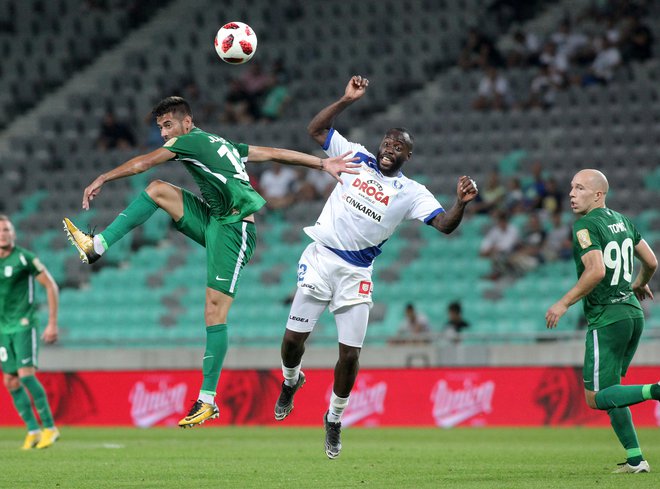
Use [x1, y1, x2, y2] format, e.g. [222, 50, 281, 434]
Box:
[41, 323, 58, 344]
[456, 176, 478, 203]
[343, 76, 369, 102]
[545, 301, 567, 329]
[82, 176, 107, 210]
[323, 151, 361, 184]
[633, 283, 654, 301]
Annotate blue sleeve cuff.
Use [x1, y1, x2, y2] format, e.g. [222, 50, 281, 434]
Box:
[322, 128, 335, 151]
[424, 208, 445, 224]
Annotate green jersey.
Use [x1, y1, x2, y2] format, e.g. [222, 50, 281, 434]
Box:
[164, 127, 266, 223]
[0, 246, 44, 333]
[572, 207, 644, 329]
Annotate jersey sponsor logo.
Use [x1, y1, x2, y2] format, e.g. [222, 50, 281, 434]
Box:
[288, 315, 309, 323]
[351, 178, 391, 206]
[333, 376, 387, 427]
[163, 137, 178, 147]
[576, 229, 592, 249]
[4, 266, 12, 277]
[607, 222, 626, 233]
[343, 195, 383, 222]
[300, 282, 316, 291]
[358, 280, 372, 297]
[129, 380, 188, 428]
[431, 379, 495, 428]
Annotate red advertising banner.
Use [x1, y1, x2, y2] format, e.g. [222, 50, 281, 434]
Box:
[1, 367, 659, 427]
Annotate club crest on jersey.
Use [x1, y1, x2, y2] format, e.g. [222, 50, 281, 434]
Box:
[4, 266, 12, 277]
[358, 280, 373, 297]
[576, 229, 591, 249]
[352, 178, 391, 206]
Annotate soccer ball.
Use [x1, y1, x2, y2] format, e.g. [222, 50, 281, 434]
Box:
[214, 22, 257, 64]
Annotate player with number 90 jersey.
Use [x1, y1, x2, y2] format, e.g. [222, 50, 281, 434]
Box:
[573, 207, 644, 329]
[164, 128, 266, 223]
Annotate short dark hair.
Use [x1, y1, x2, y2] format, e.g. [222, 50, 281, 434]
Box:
[448, 301, 462, 314]
[152, 96, 193, 120]
[389, 127, 414, 148]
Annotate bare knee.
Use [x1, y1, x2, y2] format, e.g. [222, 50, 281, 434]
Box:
[145, 179, 170, 202]
[3, 374, 20, 391]
[585, 389, 599, 409]
[205, 289, 232, 325]
[338, 344, 361, 367]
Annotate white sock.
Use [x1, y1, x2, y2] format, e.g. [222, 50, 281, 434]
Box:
[198, 392, 215, 404]
[29, 429, 41, 435]
[93, 235, 107, 255]
[327, 391, 349, 423]
[282, 362, 301, 387]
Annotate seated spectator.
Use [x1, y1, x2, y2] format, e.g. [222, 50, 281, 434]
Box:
[506, 29, 541, 67]
[96, 111, 136, 150]
[503, 177, 526, 214]
[388, 303, 431, 345]
[509, 212, 546, 275]
[578, 36, 622, 86]
[551, 19, 590, 62]
[443, 301, 469, 343]
[622, 15, 653, 62]
[525, 63, 564, 110]
[261, 58, 291, 122]
[541, 177, 562, 216]
[473, 66, 512, 111]
[480, 210, 520, 280]
[179, 79, 216, 125]
[523, 161, 547, 211]
[538, 41, 569, 85]
[470, 170, 506, 214]
[222, 79, 255, 124]
[542, 211, 572, 262]
[259, 164, 298, 210]
[294, 166, 336, 202]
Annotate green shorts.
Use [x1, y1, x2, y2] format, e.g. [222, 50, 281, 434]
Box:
[583, 317, 644, 391]
[174, 189, 257, 297]
[0, 328, 38, 374]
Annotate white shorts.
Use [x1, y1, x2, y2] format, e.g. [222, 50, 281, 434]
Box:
[295, 242, 373, 312]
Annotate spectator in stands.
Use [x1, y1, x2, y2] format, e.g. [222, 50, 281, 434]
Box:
[470, 170, 506, 214]
[506, 29, 541, 68]
[480, 209, 519, 280]
[473, 66, 512, 111]
[523, 161, 548, 210]
[388, 303, 431, 345]
[261, 58, 291, 122]
[541, 177, 563, 215]
[0, 215, 60, 449]
[509, 211, 546, 274]
[294, 165, 336, 203]
[259, 164, 298, 210]
[222, 79, 254, 124]
[538, 41, 569, 86]
[503, 176, 526, 214]
[179, 79, 216, 125]
[458, 28, 502, 70]
[443, 301, 469, 342]
[542, 211, 572, 262]
[525, 63, 564, 110]
[551, 19, 590, 62]
[273, 76, 478, 459]
[96, 110, 136, 150]
[578, 35, 622, 86]
[622, 15, 654, 62]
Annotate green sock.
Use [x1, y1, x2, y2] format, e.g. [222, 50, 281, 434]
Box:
[100, 191, 159, 248]
[9, 386, 40, 431]
[21, 375, 55, 428]
[200, 324, 228, 397]
[608, 407, 643, 465]
[595, 384, 651, 409]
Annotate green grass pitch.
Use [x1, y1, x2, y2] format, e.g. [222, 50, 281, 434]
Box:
[1, 426, 659, 488]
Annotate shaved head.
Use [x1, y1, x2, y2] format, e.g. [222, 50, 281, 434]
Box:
[575, 169, 609, 194]
[570, 169, 609, 215]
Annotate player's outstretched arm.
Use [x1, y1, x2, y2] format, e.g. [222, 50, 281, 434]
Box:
[247, 146, 360, 184]
[632, 239, 657, 301]
[81, 148, 175, 209]
[545, 249, 605, 328]
[430, 176, 478, 234]
[36, 268, 59, 344]
[307, 75, 370, 146]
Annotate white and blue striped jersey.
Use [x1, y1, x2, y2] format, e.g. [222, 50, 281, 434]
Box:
[304, 129, 444, 267]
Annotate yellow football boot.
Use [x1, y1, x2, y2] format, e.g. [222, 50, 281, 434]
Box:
[36, 428, 60, 449]
[21, 431, 41, 450]
[178, 400, 219, 428]
[63, 218, 101, 264]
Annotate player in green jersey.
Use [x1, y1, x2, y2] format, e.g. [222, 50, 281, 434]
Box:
[546, 169, 658, 474]
[0, 215, 60, 449]
[63, 96, 358, 428]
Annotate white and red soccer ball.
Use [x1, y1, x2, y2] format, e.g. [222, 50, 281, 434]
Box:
[214, 22, 257, 64]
